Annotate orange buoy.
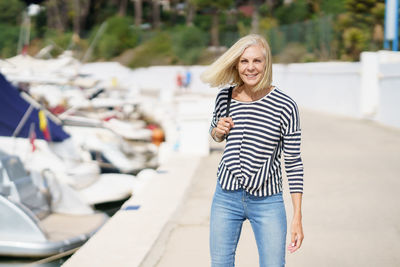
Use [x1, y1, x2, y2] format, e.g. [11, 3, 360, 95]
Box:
[152, 128, 164, 146]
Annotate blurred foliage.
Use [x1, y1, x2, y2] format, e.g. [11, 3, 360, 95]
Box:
[171, 25, 209, 65]
[44, 30, 74, 50]
[341, 27, 368, 60]
[261, 16, 334, 61]
[0, 24, 20, 57]
[371, 3, 385, 23]
[275, 0, 310, 25]
[236, 12, 251, 37]
[320, 0, 346, 15]
[237, 21, 250, 37]
[92, 16, 140, 60]
[128, 32, 176, 68]
[31, 7, 47, 38]
[0, 0, 26, 25]
[196, 48, 221, 65]
[193, 0, 233, 10]
[32, 30, 87, 58]
[275, 43, 316, 63]
[85, 0, 119, 30]
[128, 25, 209, 67]
[334, 0, 385, 60]
[161, 9, 186, 27]
[191, 0, 234, 46]
[259, 17, 279, 32]
[264, 27, 285, 56]
[0, 0, 26, 57]
[193, 13, 212, 32]
[219, 12, 239, 46]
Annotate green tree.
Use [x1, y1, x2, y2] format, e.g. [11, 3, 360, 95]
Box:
[0, 0, 25, 25]
[93, 16, 139, 59]
[152, 0, 161, 29]
[320, 0, 346, 15]
[0, 24, 20, 57]
[275, 0, 310, 25]
[72, 0, 91, 37]
[0, 0, 25, 57]
[191, 0, 234, 46]
[128, 32, 176, 67]
[172, 25, 208, 64]
[118, 0, 128, 16]
[335, 0, 385, 60]
[45, 0, 69, 32]
[134, 0, 143, 26]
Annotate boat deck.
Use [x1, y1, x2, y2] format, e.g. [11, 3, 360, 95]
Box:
[41, 213, 107, 242]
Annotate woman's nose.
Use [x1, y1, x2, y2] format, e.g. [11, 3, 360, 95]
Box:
[247, 62, 255, 71]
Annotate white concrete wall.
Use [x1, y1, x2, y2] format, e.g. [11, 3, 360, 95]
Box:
[376, 62, 400, 128]
[273, 62, 362, 118]
[273, 54, 400, 128]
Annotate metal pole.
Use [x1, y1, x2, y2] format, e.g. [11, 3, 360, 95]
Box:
[12, 104, 34, 138]
[384, 39, 390, 50]
[393, 0, 399, 51]
[81, 21, 108, 63]
[384, 0, 397, 50]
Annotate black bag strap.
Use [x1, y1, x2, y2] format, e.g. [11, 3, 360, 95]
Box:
[225, 86, 234, 117]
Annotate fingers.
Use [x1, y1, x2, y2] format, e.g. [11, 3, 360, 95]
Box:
[214, 127, 227, 137]
[225, 117, 234, 128]
[287, 232, 304, 253]
[287, 232, 297, 253]
[217, 117, 234, 135]
[295, 234, 303, 250]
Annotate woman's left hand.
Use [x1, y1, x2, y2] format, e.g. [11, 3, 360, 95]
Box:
[288, 217, 304, 253]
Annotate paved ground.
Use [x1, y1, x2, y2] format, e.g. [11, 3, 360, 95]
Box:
[143, 109, 400, 267]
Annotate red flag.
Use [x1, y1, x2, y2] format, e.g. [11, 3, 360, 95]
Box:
[29, 123, 36, 152]
[21, 44, 29, 56]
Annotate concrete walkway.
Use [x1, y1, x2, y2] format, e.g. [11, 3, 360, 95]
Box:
[63, 154, 202, 267]
[142, 109, 400, 267]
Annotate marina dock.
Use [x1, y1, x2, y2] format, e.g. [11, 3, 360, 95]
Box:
[63, 109, 400, 267]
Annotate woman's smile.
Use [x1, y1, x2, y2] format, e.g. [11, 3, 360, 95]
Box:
[245, 73, 258, 79]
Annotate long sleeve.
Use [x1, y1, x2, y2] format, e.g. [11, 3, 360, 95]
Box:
[209, 105, 219, 135]
[282, 103, 304, 194]
[209, 89, 227, 135]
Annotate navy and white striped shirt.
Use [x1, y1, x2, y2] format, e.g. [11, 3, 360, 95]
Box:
[210, 86, 304, 197]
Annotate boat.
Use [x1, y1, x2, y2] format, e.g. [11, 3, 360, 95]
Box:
[0, 136, 138, 207]
[0, 72, 142, 207]
[64, 125, 157, 174]
[0, 150, 108, 257]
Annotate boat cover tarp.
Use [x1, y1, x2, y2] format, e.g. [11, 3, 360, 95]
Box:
[0, 73, 69, 142]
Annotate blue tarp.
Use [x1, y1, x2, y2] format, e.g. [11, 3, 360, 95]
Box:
[0, 73, 70, 142]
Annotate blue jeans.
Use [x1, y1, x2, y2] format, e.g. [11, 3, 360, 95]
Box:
[210, 182, 287, 267]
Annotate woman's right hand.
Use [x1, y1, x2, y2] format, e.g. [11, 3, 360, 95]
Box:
[214, 117, 234, 140]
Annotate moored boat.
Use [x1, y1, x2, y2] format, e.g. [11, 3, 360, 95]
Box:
[0, 150, 108, 257]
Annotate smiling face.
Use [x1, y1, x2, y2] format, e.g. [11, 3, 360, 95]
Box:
[237, 44, 266, 90]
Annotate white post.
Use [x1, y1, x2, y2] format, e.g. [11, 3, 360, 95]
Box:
[360, 52, 379, 118]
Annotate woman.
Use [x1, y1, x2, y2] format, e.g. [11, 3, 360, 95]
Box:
[201, 34, 304, 267]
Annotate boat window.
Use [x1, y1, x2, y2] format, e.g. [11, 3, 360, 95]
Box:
[3, 157, 28, 181]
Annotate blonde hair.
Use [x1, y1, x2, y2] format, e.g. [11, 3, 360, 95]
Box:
[200, 34, 272, 92]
